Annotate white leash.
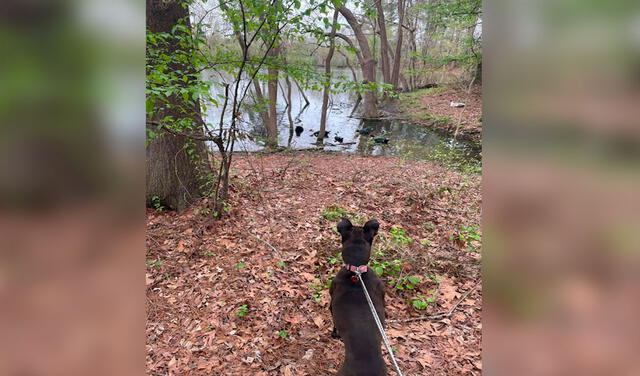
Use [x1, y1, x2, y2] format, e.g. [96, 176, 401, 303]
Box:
[354, 270, 405, 376]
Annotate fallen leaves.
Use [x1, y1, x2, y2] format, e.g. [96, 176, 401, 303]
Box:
[146, 154, 482, 376]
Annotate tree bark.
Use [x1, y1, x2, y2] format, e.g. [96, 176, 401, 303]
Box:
[146, 0, 210, 211]
[391, 0, 406, 88]
[265, 45, 280, 148]
[375, 0, 392, 84]
[318, 9, 340, 144]
[338, 6, 379, 118]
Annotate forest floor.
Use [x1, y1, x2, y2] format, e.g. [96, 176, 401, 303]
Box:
[146, 153, 482, 375]
[393, 85, 482, 144]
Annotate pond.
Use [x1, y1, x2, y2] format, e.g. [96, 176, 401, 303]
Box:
[203, 68, 481, 169]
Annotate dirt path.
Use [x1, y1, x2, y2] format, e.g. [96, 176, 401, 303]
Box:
[146, 153, 482, 375]
[395, 86, 482, 144]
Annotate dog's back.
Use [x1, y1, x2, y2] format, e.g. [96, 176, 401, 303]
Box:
[331, 268, 386, 376]
[330, 218, 387, 376]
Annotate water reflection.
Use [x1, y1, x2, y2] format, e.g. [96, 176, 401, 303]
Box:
[203, 68, 480, 164]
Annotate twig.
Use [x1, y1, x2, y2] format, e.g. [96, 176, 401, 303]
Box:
[249, 233, 282, 257]
[388, 280, 480, 323]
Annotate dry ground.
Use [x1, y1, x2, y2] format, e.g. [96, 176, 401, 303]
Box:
[146, 153, 482, 375]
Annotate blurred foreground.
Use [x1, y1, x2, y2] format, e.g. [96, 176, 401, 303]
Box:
[484, 0, 640, 375]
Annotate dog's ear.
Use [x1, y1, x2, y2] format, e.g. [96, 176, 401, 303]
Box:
[363, 219, 379, 243]
[337, 218, 353, 239]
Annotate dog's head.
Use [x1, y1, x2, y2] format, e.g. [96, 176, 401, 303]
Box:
[337, 218, 379, 266]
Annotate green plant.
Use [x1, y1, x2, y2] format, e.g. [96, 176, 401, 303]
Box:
[411, 294, 436, 310]
[327, 252, 342, 265]
[277, 260, 286, 268]
[235, 262, 246, 269]
[278, 330, 288, 339]
[146, 259, 165, 267]
[457, 225, 482, 252]
[389, 227, 413, 245]
[202, 251, 216, 257]
[194, 207, 211, 215]
[151, 196, 165, 212]
[395, 275, 421, 290]
[369, 250, 403, 277]
[321, 205, 349, 222]
[236, 304, 248, 317]
[310, 278, 332, 303]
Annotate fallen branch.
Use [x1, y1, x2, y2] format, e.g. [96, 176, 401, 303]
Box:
[388, 280, 480, 323]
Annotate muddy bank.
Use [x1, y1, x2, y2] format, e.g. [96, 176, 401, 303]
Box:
[390, 85, 482, 145]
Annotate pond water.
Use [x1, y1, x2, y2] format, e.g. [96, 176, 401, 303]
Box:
[203, 68, 480, 167]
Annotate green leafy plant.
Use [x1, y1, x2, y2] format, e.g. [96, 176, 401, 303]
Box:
[194, 207, 211, 215]
[327, 252, 342, 265]
[151, 196, 165, 212]
[395, 275, 421, 290]
[278, 330, 288, 339]
[369, 250, 403, 277]
[321, 205, 349, 222]
[457, 225, 482, 252]
[236, 304, 248, 317]
[412, 294, 436, 310]
[389, 227, 413, 245]
[146, 259, 165, 268]
[310, 278, 332, 303]
[235, 262, 246, 269]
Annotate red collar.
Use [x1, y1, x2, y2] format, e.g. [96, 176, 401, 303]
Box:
[345, 264, 368, 273]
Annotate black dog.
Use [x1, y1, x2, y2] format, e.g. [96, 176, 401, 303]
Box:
[330, 218, 386, 376]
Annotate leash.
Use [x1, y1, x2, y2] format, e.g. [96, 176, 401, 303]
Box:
[354, 270, 405, 376]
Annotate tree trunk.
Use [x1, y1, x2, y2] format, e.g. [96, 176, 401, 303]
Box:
[318, 9, 340, 144]
[146, 0, 210, 211]
[391, 0, 405, 88]
[266, 45, 280, 148]
[338, 6, 379, 118]
[375, 0, 392, 84]
[407, 3, 418, 91]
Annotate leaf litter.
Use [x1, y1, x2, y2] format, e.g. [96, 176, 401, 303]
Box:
[147, 153, 482, 375]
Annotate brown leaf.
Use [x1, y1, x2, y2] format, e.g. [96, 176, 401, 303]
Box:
[283, 364, 294, 376]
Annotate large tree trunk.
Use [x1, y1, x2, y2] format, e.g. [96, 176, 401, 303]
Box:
[318, 9, 340, 144]
[391, 0, 406, 88]
[146, 0, 210, 211]
[375, 0, 392, 85]
[338, 6, 379, 118]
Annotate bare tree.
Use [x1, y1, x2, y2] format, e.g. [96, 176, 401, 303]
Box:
[375, 0, 392, 85]
[391, 0, 406, 88]
[338, 5, 379, 118]
[317, 9, 340, 144]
